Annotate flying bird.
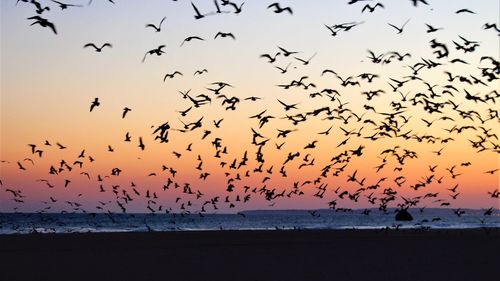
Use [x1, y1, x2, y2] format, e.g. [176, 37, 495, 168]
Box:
[164, 71, 183, 81]
[410, 0, 428, 6]
[425, 24, 442, 33]
[122, 107, 131, 119]
[146, 16, 166, 32]
[194, 69, 208, 76]
[388, 19, 410, 34]
[181, 36, 204, 46]
[84, 43, 112, 52]
[27, 16, 57, 34]
[456, 8, 476, 14]
[90, 98, 100, 112]
[362, 3, 384, 13]
[51, 0, 83, 10]
[215, 32, 236, 40]
[142, 45, 166, 62]
[267, 3, 293, 14]
[191, 2, 206, 19]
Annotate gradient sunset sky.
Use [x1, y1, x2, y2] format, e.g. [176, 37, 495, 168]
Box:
[1, 0, 499, 213]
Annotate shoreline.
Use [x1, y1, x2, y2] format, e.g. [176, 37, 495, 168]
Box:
[1, 225, 500, 236]
[1, 228, 498, 281]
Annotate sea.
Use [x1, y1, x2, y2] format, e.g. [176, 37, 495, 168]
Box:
[0, 208, 498, 234]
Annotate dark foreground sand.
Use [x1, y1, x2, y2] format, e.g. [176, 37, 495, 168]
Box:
[1, 228, 498, 281]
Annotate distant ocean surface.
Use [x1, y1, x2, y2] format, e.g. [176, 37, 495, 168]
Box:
[1, 209, 498, 234]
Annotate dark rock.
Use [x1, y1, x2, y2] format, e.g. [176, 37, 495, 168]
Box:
[395, 209, 413, 221]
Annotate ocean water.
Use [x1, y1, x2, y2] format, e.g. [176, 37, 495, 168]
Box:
[0, 209, 498, 234]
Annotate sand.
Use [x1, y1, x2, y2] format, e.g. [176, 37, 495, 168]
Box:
[0, 228, 498, 281]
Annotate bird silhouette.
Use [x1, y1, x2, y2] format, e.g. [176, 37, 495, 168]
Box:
[388, 19, 410, 34]
[146, 16, 166, 32]
[191, 2, 206, 19]
[51, 0, 83, 10]
[164, 71, 183, 81]
[456, 8, 475, 14]
[142, 45, 166, 62]
[90, 98, 100, 112]
[362, 3, 384, 13]
[267, 3, 293, 14]
[122, 107, 131, 118]
[27, 16, 57, 34]
[181, 36, 204, 46]
[410, 0, 428, 6]
[84, 43, 112, 52]
[425, 23, 442, 33]
[214, 32, 236, 40]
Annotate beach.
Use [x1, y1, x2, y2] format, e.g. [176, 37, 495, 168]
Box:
[1, 228, 498, 281]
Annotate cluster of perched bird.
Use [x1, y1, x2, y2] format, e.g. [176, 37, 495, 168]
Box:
[2, 0, 499, 227]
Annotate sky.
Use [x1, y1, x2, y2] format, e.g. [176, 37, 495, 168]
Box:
[0, 0, 499, 213]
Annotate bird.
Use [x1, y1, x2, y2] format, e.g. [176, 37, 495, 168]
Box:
[260, 52, 280, 63]
[275, 62, 291, 74]
[294, 52, 317, 65]
[138, 137, 145, 150]
[226, 1, 244, 14]
[193, 69, 208, 76]
[362, 3, 384, 13]
[191, 2, 206, 19]
[27, 16, 57, 34]
[483, 23, 500, 33]
[277, 46, 299, 57]
[142, 45, 166, 62]
[31, 0, 50, 14]
[122, 107, 131, 118]
[181, 36, 204, 46]
[214, 32, 236, 40]
[163, 71, 183, 81]
[84, 43, 112, 52]
[277, 99, 299, 111]
[17, 162, 26, 170]
[388, 19, 410, 34]
[90, 98, 100, 112]
[484, 169, 499, 175]
[425, 24, 442, 33]
[456, 8, 475, 14]
[267, 3, 293, 14]
[51, 0, 83, 10]
[410, 0, 428, 6]
[146, 16, 166, 32]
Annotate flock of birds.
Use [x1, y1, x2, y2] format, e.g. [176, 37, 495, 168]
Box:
[2, 0, 499, 231]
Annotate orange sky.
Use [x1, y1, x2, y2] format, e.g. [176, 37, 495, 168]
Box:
[0, 0, 499, 213]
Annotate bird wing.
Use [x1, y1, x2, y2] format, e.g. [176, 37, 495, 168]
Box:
[27, 16, 43, 21]
[84, 43, 97, 49]
[387, 23, 400, 31]
[191, 2, 202, 15]
[142, 52, 149, 63]
[277, 99, 288, 107]
[267, 3, 278, 9]
[47, 22, 57, 34]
